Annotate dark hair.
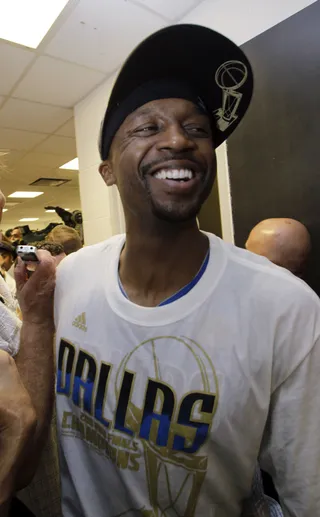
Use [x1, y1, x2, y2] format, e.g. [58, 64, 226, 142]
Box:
[36, 241, 65, 257]
[5, 229, 12, 238]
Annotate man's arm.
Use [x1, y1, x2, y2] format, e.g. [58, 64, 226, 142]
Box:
[13, 251, 56, 484]
[260, 333, 320, 515]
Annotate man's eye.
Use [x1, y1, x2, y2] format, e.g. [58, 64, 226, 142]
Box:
[185, 126, 209, 135]
[134, 125, 158, 134]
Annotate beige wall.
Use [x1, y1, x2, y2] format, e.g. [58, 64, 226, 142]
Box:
[74, 0, 316, 245]
[74, 73, 125, 245]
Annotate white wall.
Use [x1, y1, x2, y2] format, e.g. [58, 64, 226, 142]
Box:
[74, 0, 317, 245]
[74, 72, 125, 245]
[180, 0, 317, 44]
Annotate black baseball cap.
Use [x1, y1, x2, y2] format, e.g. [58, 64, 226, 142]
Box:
[100, 24, 254, 160]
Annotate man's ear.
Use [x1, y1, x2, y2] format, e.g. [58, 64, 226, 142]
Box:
[99, 161, 116, 187]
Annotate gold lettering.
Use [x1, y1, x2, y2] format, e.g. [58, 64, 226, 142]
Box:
[94, 422, 106, 438]
[62, 411, 72, 429]
[79, 421, 86, 439]
[109, 445, 117, 463]
[132, 441, 139, 452]
[116, 449, 130, 469]
[96, 434, 106, 451]
[129, 453, 140, 472]
[71, 415, 80, 432]
[111, 434, 122, 447]
[86, 426, 97, 446]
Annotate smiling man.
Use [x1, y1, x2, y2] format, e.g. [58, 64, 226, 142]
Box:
[54, 25, 320, 516]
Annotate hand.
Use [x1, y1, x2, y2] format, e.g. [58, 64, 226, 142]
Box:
[14, 250, 56, 325]
[0, 351, 36, 504]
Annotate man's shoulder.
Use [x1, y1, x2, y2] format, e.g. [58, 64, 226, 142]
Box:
[56, 234, 124, 278]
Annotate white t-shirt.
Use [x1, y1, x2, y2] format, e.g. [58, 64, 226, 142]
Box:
[54, 233, 320, 517]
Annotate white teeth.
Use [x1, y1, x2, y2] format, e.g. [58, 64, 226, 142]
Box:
[154, 169, 194, 180]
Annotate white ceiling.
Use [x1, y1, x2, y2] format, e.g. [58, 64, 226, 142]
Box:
[0, 0, 316, 230]
[0, 0, 206, 230]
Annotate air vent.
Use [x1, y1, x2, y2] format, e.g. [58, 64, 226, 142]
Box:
[30, 178, 70, 187]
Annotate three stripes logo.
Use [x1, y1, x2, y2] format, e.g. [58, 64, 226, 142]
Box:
[72, 312, 87, 332]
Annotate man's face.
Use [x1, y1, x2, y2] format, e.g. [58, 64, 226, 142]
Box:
[10, 228, 22, 243]
[0, 252, 13, 271]
[100, 98, 216, 223]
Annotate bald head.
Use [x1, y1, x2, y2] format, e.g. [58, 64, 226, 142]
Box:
[245, 218, 311, 277]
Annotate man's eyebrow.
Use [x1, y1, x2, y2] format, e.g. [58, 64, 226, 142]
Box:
[132, 106, 154, 118]
[189, 104, 209, 118]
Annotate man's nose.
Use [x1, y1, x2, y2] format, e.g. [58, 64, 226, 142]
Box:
[157, 124, 196, 152]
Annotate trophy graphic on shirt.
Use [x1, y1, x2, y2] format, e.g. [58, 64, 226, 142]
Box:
[214, 60, 248, 132]
[115, 336, 218, 516]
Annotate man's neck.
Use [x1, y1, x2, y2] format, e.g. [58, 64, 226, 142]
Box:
[119, 220, 209, 307]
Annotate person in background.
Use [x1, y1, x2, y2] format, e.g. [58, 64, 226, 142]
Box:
[9, 227, 23, 246]
[45, 207, 84, 244]
[245, 217, 312, 503]
[5, 229, 12, 240]
[245, 218, 311, 278]
[0, 210, 19, 316]
[47, 225, 82, 256]
[0, 241, 17, 297]
[0, 188, 56, 516]
[36, 242, 66, 267]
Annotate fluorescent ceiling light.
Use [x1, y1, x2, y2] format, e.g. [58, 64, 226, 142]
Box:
[0, 0, 69, 49]
[2, 209, 8, 212]
[64, 208, 70, 211]
[8, 191, 43, 199]
[19, 218, 39, 222]
[59, 158, 79, 170]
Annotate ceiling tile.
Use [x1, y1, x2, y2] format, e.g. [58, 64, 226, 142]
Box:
[132, 0, 203, 21]
[0, 99, 72, 133]
[44, 0, 165, 74]
[34, 135, 77, 156]
[0, 41, 35, 95]
[13, 56, 106, 108]
[55, 118, 75, 137]
[1, 185, 81, 230]
[17, 152, 73, 169]
[0, 128, 47, 151]
[0, 150, 25, 170]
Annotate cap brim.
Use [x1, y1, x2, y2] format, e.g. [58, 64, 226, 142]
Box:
[105, 24, 254, 149]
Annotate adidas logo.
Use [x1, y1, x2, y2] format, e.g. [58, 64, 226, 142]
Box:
[72, 312, 87, 332]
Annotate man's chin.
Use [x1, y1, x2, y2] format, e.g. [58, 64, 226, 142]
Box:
[151, 201, 200, 224]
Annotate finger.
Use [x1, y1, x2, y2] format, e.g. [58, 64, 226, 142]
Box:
[14, 257, 28, 292]
[26, 250, 56, 287]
